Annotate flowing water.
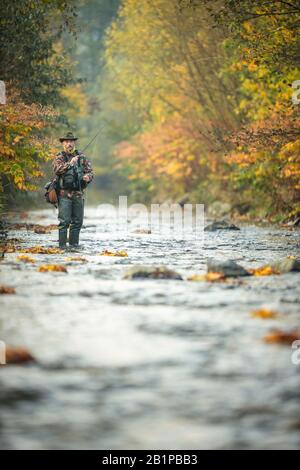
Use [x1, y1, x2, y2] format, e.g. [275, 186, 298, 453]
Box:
[0, 207, 299, 449]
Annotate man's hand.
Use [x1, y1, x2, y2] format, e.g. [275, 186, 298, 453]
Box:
[83, 175, 90, 182]
[69, 156, 79, 166]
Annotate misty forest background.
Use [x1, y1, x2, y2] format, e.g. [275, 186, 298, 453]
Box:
[0, 0, 299, 222]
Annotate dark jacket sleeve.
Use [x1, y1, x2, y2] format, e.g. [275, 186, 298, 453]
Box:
[52, 153, 70, 176]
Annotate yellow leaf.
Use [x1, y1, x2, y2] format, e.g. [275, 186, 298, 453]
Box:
[263, 329, 300, 345]
[188, 272, 225, 282]
[251, 309, 279, 319]
[19, 246, 63, 254]
[38, 264, 67, 273]
[248, 266, 280, 276]
[17, 255, 36, 263]
[99, 250, 128, 257]
[0, 285, 16, 294]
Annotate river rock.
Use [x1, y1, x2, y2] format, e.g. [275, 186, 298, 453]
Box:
[270, 257, 300, 273]
[123, 265, 183, 280]
[204, 220, 240, 232]
[207, 258, 250, 277]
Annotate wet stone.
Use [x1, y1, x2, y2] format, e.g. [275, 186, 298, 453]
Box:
[207, 258, 250, 277]
[123, 265, 183, 280]
[270, 257, 300, 273]
[204, 220, 240, 232]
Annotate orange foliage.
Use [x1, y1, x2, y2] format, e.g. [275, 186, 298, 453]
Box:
[19, 246, 63, 254]
[249, 266, 280, 276]
[17, 255, 36, 263]
[0, 87, 57, 192]
[99, 250, 128, 257]
[38, 264, 67, 273]
[251, 309, 279, 319]
[0, 285, 16, 294]
[264, 329, 300, 345]
[115, 117, 211, 197]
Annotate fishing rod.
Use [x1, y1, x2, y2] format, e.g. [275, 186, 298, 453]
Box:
[74, 123, 106, 201]
[81, 124, 106, 153]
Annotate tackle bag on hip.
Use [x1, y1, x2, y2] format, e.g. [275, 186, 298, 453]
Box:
[44, 178, 58, 206]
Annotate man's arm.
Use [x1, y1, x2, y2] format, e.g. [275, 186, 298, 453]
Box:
[52, 153, 70, 176]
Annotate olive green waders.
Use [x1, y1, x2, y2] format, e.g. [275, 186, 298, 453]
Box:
[58, 192, 84, 248]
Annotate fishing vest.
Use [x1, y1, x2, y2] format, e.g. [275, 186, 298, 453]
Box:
[59, 151, 85, 190]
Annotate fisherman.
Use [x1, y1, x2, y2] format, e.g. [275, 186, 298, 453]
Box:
[53, 132, 94, 250]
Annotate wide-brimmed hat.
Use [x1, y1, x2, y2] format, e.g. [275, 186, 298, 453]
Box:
[59, 131, 78, 142]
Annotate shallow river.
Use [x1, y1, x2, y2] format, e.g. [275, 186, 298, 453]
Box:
[0, 207, 299, 449]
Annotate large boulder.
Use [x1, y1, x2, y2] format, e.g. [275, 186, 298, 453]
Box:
[123, 265, 183, 280]
[207, 258, 250, 277]
[204, 220, 240, 232]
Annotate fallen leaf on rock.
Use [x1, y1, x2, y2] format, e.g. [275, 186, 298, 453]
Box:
[263, 329, 300, 345]
[188, 272, 226, 282]
[100, 250, 128, 257]
[251, 308, 279, 319]
[9, 223, 57, 232]
[38, 264, 67, 273]
[20, 246, 63, 254]
[34, 226, 51, 234]
[17, 255, 36, 263]
[5, 346, 35, 365]
[0, 285, 16, 294]
[34, 224, 57, 234]
[0, 244, 18, 253]
[248, 266, 280, 276]
[65, 256, 87, 262]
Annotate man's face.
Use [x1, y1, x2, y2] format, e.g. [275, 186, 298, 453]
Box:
[62, 139, 75, 153]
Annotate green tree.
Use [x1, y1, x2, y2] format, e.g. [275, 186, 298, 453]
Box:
[0, 0, 77, 106]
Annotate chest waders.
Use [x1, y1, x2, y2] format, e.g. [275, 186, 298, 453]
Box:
[58, 154, 85, 249]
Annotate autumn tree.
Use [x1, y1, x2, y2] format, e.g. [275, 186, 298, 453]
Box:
[103, 0, 239, 200]
[102, 0, 300, 218]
